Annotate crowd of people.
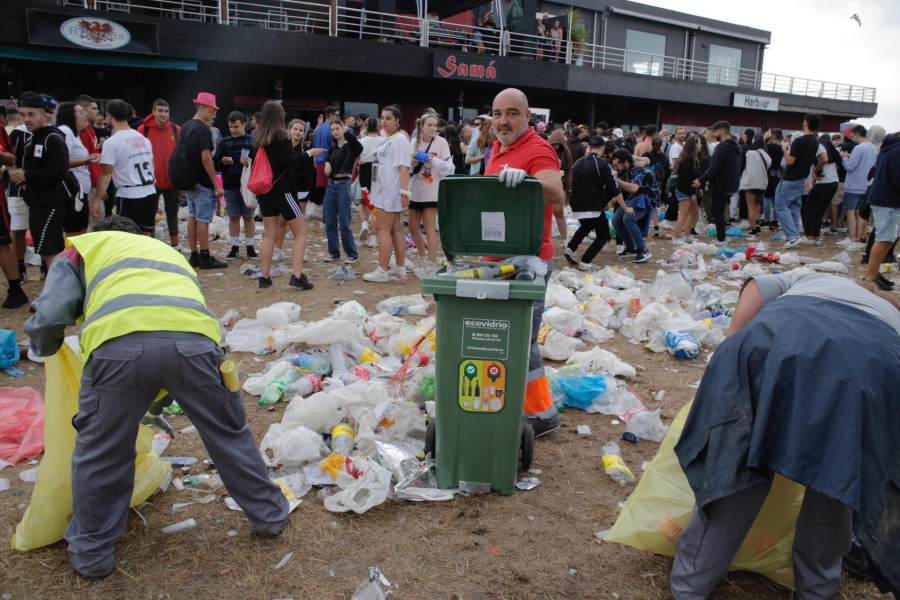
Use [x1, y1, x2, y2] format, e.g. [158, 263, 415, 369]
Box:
[6, 84, 900, 597]
[1, 89, 898, 307]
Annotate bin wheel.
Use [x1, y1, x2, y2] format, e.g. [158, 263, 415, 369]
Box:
[520, 424, 534, 471]
[424, 418, 435, 458]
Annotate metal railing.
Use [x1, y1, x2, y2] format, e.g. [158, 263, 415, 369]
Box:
[75, 0, 876, 103]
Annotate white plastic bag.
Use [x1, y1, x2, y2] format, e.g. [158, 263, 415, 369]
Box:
[256, 302, 302, 328]
[224, 318, 272, 353]
[567, 347, 636, 379]
[538, 326, 583, 360]
[542, 307, 583, 337]
[281, 390, 344, 434]
[545, 284, 579, 309]
[259, 423, 328, 466]
[323, 458, 392, 514]
[240, 163, 258, 209]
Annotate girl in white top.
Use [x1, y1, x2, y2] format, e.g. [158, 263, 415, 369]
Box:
[408, 114, 454, 266]
[363, 106, 411, 283]
[55, 101, 100, 235]
[738, 138, 771, 234]
[357, 117, 384, 243]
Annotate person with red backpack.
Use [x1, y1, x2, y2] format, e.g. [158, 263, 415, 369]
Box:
[137, 99, 181, 249]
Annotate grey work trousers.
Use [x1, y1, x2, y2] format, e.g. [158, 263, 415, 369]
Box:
[64, 333, 288, 577]
[670, 481, 853, 600]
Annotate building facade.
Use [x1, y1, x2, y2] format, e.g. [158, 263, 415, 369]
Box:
[1, 0, 877, 133]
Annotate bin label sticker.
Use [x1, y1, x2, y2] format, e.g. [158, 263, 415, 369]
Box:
[461, 317, 510, 360]
[481, 212, 506, 242]
[458, 360, 506, 413]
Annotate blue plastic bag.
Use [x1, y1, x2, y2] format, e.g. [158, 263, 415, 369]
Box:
[663, 330, 701, 359]
[559, 374, 608, 409]
[0, 329, 22, 376]
[726, 226, 747, 237]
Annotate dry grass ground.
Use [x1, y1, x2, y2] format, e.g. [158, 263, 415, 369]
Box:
[0, 215, 894, 600]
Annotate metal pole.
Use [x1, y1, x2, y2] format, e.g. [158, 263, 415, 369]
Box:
[422, 0, 428, 47]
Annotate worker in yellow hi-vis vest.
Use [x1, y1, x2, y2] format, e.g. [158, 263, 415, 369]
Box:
[24, 215, 287, 580]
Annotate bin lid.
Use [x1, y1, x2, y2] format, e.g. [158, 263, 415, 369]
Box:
[437, 176, 544, 261]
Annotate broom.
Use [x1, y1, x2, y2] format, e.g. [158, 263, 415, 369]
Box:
[386, 322, 436, 399]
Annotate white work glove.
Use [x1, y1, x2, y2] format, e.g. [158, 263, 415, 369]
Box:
[497, 167, 527, 188]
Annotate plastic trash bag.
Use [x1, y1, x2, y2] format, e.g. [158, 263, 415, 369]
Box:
[567, 347, 636, 379]
[256, 302, 302, 328]
[0, 387, 44, 467]
[606, 401, 805, 589]
[323, 457, 392, 514]
[13, 344, 170, 551]
[376, 294, 428, 316]
[224, 318, 273, 353]
[538, 326, 584, 361]
[558, 375, 608, 409]
[545, 283, 579, 309]
[0, 329, 21, 371]
[542, 306, 583, 337]
[809, 261, 849, 274]
[663, 331, 701, 359]
[240, 163, 258, 209]
[259, 423, 328, 466]
[622, 407, 669, 442]
[333, 300, 369, 325]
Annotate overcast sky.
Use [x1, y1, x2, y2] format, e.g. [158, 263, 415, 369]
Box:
[638, 0, 899, 132]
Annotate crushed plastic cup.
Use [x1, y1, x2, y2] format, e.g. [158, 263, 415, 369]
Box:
[161, 517, 197, 533]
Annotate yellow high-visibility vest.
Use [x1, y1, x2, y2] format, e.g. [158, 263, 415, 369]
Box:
[66, 231, 221, 363]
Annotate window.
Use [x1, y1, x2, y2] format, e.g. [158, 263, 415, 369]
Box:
[625, 30, 666, 76]
[708, 44, 742, 86]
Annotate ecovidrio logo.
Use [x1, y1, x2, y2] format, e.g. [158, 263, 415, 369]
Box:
[60, 17, 131, 50]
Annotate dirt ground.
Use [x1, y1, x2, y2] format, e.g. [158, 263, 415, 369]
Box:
[0, 211, 895, 600]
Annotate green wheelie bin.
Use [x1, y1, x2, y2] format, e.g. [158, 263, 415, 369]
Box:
[421, 176, 546, 495]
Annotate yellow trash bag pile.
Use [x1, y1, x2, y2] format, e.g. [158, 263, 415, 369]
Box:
[12, 343, 171, 551]
[605, 401, 805, 589]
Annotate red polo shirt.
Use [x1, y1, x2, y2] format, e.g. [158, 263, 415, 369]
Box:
[484, 127, 559, 260]
[80, 126, 101, 187]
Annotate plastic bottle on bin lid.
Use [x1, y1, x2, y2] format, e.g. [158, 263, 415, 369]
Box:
[331, 423, 355, 456]
[291, 352, 331, 375]
[259, 369, 301, 405]
[456, 264, 515, 279]
[601, 441, 635, 484]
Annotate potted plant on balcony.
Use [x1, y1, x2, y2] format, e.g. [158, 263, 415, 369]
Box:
[563, 7, 587, 65]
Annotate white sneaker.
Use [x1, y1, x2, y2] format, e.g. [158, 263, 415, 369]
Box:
[272, 247, 285, 261]
[366, 235, 377, 248]
[671, 238, 685, 246]
[783, 238, 802, 249]
[683, 235, 695, 243]
[363, 267, 390, 282]
[563, 247, 578, 264]
[389, 265, 409, 280]
[577, 262, 594, 271]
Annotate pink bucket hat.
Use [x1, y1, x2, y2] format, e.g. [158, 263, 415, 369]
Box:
[536, 121, 547, 132]
[192, 92, 219, 111]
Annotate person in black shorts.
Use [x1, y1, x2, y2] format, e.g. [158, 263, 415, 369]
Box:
[8, 92, 69, 271]
[95, 100, 159, 235]
[253, 101, 314, 291]
[0, 129, 28, 308]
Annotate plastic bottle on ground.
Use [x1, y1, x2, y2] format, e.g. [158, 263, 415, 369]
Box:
[345, 340, 382, 363]
[259, 368, 301, 405]
[601, 441, 635, 484]
[283, 372, 322, 398]
[330, 423, 355, 456]
[291, 352, 331, 375]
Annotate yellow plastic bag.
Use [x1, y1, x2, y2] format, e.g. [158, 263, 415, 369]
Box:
[12, 344, 171, 551]
[605, 401, 805, 589]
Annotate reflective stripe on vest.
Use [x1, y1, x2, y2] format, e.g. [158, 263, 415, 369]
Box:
[66, 231, 221, 362]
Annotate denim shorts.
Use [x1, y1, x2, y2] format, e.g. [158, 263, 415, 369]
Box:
[842, 192, 863, 211]
[675, 190, 692, 201]
[223, 188, 254, 218]
[871, 206, 900, 242]
[186, 184, 217, 223]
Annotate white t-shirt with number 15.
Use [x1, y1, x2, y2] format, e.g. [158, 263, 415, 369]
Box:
[101, 129, 157, 198]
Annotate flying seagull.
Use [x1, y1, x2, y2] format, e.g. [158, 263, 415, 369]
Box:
[851, 13, 862, 26]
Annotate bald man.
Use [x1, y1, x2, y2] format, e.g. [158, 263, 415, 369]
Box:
[485, 88, 565, 436]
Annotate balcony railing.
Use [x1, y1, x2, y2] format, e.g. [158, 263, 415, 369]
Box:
[72, 0, 877, 103]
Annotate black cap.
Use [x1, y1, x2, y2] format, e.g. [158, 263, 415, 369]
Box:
[588, 136, 606, 148]
[17, 91, 49, 110]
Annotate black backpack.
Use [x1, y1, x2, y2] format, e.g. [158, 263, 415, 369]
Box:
[167, 141, 197, 190]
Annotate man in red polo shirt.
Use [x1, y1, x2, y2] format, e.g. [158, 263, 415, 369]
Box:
[484, 87, 565, 437]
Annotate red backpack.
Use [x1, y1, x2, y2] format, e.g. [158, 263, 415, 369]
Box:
[247, 146, 284, 196]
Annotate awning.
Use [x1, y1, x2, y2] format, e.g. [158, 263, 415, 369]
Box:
[0, 44, 197, 71]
